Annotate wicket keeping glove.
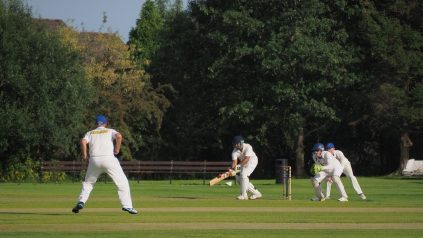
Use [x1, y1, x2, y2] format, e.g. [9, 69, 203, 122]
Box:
[310, 163, 323, 176]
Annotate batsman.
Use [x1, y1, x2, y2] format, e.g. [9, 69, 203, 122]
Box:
[230, 136, 262, 200]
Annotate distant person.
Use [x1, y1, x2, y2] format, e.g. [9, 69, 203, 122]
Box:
[310, 143, 348, 202]
[72, 115, 138, 214]
[231, 136, 262, 200]
[325, 143, 367, 200]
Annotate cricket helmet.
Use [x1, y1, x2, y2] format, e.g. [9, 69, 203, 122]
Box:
[232, 136, 244, 146]
[95, 115, 108, 125]
[312, 143, 324, 152]
[326, 143, 335, 150]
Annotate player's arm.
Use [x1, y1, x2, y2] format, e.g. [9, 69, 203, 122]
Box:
[231, 159, 238, 170]
[240, 156, 250, 166]
[114, 132, 122, 155]
[80, 139, 88, 161]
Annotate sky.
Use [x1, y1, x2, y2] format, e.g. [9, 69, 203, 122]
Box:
[24, 0, 146, 42]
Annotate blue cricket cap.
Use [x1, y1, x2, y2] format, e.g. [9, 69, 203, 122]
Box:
[326, 143, 335, 150]
[95, 115, 108, 125]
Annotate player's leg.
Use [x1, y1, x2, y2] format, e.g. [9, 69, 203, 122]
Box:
[104, 157, 135, 210]
[310, 172, 326, 201]
[243, 159, 261, 199]
[332, 176, 348, 201]
[343, 162, 366, 199]
[343, 162, 364, 194]
[236, 169, 249, 199]
[325, 178, 333, 199]
[78, 158, 103, 203]
[73, 158, 103, 213]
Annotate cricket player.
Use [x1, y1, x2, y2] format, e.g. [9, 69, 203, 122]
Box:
[324, 143, 367, 200]
[72, 115, 138, 214]
[310, 143, 348, 202]
[231, 136, 262, 200]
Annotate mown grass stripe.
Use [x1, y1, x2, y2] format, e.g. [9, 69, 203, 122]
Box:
[1, 207, 423, 213]
[1, 223, 423, 232]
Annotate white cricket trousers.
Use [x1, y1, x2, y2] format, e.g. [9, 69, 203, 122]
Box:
[77, 156, 133, 208]
[326, 160, 363, 197]
[235, 158, 261, 197]
[311, 171, 348, 199]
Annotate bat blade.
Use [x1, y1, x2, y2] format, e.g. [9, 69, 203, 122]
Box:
[209, 176, 224, 186]
[209, 172, 230, 186]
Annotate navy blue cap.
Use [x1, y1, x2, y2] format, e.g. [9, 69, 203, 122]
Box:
[232, 136, 244, 145]
[96, 115, 108, 125]
[326, 143, 335, 150]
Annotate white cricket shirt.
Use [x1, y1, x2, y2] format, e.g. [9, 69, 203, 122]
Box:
[83, 127, 118, 157]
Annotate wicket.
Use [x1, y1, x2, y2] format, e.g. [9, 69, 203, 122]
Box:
[281, 166, 292, 200]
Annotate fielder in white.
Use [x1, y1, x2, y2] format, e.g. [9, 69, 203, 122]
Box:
[310, 143, 348, 202]
[324, 143, 367, 200]
[231, 136, 262, 200]
[72, 115, 138, 214]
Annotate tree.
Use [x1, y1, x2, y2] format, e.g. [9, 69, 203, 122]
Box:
[128, 0, 164, 68]
[151, 0, 360, 178]
[0, 0, 94, 180]
[58, 27, 170, 161]
[344, 1, 423, 173]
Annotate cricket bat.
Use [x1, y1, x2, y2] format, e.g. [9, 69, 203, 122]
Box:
[209, 165, 240, 186]
[209, 171, 232, 186]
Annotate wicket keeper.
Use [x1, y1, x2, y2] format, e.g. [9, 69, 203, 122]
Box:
[310, 143, 348, 202]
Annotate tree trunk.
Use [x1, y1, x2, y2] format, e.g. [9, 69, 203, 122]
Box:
[295, 129, 306, 178]
[399, 132, 413, 172]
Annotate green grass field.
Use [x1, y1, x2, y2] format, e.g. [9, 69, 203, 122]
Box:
[0, 176, 422, 238]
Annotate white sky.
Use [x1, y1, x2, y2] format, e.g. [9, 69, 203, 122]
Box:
[24, 0, 146, 42]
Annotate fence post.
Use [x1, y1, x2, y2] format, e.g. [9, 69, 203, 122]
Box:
[72, 160, 76, 183]
[169, 160, 174, 184]
[137, 160, 141, 183]
[203, 160, 207, 185]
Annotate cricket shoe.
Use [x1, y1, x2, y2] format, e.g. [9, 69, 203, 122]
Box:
[72, 201, 84, 213]
[324, 196, 331, 200]
[338, 197, 348, 202]
[359, 193, 367, 200]
[310, 197, 325, 202]
[122, 207, 139, 214]
[237, 195, 249, 200]
[249, 192, 262, 200]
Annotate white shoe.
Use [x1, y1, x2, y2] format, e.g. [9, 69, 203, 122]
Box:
[237, 195, 248, 200]
[249, 192, 262, 200]
[359, 193, 367, 200]
[122, 207, 138, 214]
[338, 197, 348, 202]
[324, 196, 331, 200]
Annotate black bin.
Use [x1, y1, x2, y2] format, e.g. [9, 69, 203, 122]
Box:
[275, 159, 288, 184]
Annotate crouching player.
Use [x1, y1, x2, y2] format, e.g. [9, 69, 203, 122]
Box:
[324, 143, 367, 200]
[310, 143, 348, 202]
